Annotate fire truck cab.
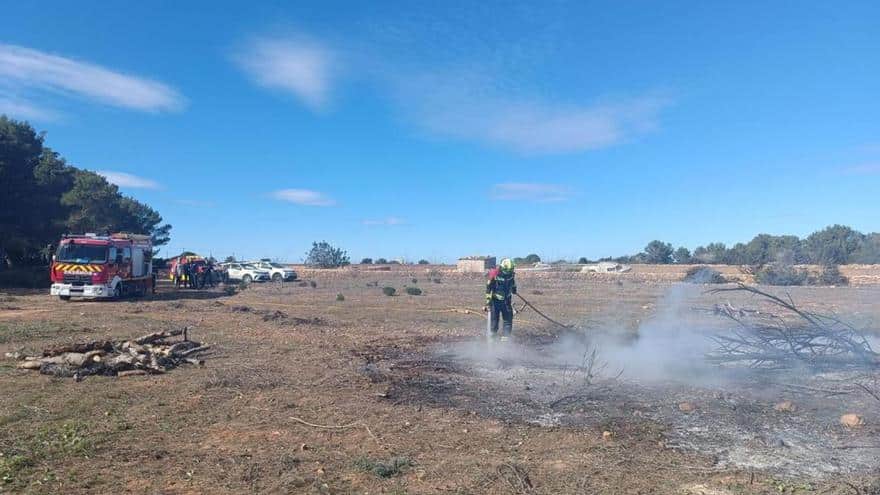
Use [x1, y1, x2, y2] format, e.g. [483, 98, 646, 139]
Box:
[50, 233, 154, 300]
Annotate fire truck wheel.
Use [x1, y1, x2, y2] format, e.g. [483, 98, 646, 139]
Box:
[113, 284, 122, 299]
[59, 296, 71, 301]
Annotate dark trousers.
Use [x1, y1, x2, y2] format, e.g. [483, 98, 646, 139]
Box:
[489, 298, 514, 335]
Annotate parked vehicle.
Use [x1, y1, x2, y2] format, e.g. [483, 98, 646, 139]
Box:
[247, 260, 297, 282]
[50, 233, 154, 300]
[222, 263, 270, 284]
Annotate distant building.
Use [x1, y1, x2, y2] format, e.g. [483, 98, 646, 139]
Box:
[457, 256, 496, 273]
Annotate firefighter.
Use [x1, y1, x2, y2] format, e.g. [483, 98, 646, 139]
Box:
[485, 258, 517, 341]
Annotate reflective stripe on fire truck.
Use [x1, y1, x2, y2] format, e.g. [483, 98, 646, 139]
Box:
[55, 264, 102, 272]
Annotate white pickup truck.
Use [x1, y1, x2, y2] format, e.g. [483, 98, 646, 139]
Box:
[222, 263, 270, 284]
[248, 261, 297, 282]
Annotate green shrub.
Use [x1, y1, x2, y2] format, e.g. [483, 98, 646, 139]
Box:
[433, 278, 442, 284]
[418, 259, 430, 265]
[411, 278, 418, 284]
[305, 241, 350, 268]
[382, 287, 396, 296]
[754, 263, 808, 286]
[354, 456, 413, 478]
[405, 287, 422, 296]
[683, 266, 727, 284]
[336, 293, 345, 301]
[361, 258, 373, 264]
[815, 264, 848, 286]
[375, 258, 388, 264]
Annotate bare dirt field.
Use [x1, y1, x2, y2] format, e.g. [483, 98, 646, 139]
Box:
[1, 265, 879, 494]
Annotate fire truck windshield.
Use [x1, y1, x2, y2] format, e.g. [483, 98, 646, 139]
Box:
[56, 243, 108, 263]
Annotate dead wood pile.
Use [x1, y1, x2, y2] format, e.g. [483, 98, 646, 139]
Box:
[706, 284, 879, 370]
[6, 328, 209, 380]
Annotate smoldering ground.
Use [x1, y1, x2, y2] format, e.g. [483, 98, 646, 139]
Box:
[405, 282, 880, 477]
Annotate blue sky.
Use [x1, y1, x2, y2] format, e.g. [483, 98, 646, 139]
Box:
[2, 1, 878, 262]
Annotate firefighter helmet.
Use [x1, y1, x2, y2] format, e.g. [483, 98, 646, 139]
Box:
[500, 258, 515, 273]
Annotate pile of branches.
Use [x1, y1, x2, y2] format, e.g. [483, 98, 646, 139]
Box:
[7, 328, 209, 380]
[706, 284, 879, 370]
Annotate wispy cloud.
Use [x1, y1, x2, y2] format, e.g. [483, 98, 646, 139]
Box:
[270, 189, 336, 206]
[98, 170, 162, 189]
[233, 37, 333, 110]
[490, 183, 572, 202]
[0, 44, 184, 115]
[363, 217, 405, 226]
[0, 96, 60, 121]
[404, 78, 670, 154]
[840, 163, 880, 175]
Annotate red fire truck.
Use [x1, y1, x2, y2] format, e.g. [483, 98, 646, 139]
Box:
[49, 233, 154, 300]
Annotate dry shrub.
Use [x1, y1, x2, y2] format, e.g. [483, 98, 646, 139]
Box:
[684, 266, 727, 284]
[382, 287, 396, 296]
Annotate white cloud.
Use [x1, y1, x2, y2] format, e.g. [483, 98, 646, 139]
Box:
[363, 217, 405, 226]
[271, 189, 336, 206]
[490, 183, 572, 202]
[407, 84, 670, 154]
[233, 38, 333, 110]
[98, 170, 162, 189]
[0, 44, 184, 113]
[0, 96, 60, 121]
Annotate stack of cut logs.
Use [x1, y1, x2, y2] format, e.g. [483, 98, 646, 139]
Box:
[6, 328, 208, 380]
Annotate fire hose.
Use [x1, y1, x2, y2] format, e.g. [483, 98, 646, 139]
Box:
[514, 293, 574, 330]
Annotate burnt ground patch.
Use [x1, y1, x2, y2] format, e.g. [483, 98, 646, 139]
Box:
[361, 335, 880, 480]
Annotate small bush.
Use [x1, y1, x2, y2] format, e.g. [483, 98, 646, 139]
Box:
[375, 258, 388, 264]
[418, 259, 429, 265]
[305, 241, 350, 268]
[361, 258, 373, 264]
[815, 264, 848, 286]
[382, 287, 396, 296]
[432, 278, 442, 284]
[531, 289, 544, 295]
[354, 456, 413, 478]
[336, 293, 345, 301]
[684, 266, 727, 284]
[309, 280, 317, 289]
[754, 263, 809, 286]
[411, 278, 418, 284]
[405, 287, 422, 296]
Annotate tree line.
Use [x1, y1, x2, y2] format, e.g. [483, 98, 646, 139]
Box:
[0, 116, 171, 268]
[615, 225, 880, 265]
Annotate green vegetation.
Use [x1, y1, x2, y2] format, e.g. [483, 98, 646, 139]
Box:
[304, 241, 350, 268]
[336, 293, 345, 301]
[607, 225, 880, 265]
[382, 287, 396, 296]
[353, 456, 413, 478]
[405, 287, 423, 296]
[360, 258, 373, 264]
[417, 259, 429, 264]
[0, 116, 171, 269]
[683, 266, 727, 284]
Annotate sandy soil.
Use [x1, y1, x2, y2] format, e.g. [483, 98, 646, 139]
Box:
[1, 266, 879, 494]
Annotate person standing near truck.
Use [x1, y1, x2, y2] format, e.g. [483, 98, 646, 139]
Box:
[484, 258, 517, 342]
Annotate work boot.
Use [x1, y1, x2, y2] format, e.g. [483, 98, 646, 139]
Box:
[500, 335, 509, 343]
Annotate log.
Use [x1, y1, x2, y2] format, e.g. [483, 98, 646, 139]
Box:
[134, 329, 184, 345]
[168, 341, 199, 356]
[43, 340, 113, 357]
[179, 345, 210, 357]
[17, 360, 42, 370]
[117, 369, 148, 377]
